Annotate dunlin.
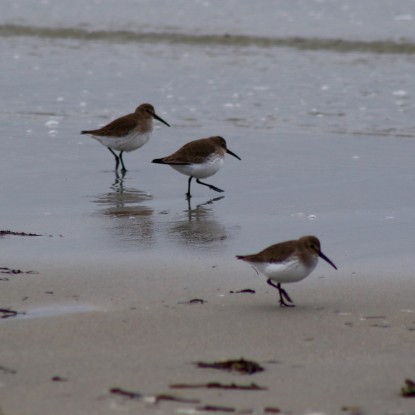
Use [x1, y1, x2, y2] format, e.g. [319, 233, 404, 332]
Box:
[81, 103, 170, 172]
[236, 235, 337, 307]
[152, 136, 241, 199]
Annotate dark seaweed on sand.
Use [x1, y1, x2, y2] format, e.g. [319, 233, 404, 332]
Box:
[0, 230, 41, 236]
[170, 381, 267, 390]
[109, 387, 141, 400]
[401, 378, 415, 397]
[0, 267, 38, 275]
[0, 308, 25, 319]
[195, 358, 264, 374]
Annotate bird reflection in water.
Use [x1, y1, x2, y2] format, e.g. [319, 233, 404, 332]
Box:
[168, 196, 234, 248]
[92, 171, 154, 245]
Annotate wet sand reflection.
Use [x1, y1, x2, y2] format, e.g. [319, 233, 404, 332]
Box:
[92, 172, 154, 245]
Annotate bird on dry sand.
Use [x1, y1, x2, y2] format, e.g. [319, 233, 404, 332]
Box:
[236, 235, 337, 307]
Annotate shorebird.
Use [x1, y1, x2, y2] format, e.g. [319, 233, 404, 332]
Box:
[152, 136, 241, 199]
[81, 103, 170, 172]
[236, 235, 337, 307]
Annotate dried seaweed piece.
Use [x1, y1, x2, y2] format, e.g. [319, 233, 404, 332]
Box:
[341, 405, 364, 415]
[0, 267, 38, 275]
[368, 322, 391, 328]
[196, 404, 235, 412]
[195, 358, 264, 375]
[0, 230, 41, 236]
[51, 376, 68, 382]
[170, 382, 267, 391]
[0, 268, 23, 274]
[0, 365, 17, 374]
[401, 378, 415, 397]
[0, 308, 25, 319]
[189, 298, 205, 304]
[178, 298, 206, 304]
[229, 289, 256, 294]
[109, 387, 141, 400]
[154, 394, 200, 404]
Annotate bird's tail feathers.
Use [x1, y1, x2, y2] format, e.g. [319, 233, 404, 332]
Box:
[152, 158, 167, 164]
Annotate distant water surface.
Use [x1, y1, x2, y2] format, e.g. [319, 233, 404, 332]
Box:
[2, 0, 415, 41]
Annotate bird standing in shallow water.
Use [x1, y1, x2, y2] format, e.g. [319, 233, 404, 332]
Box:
[152, 136, 241, 199]
[81, 103, 170, 172]
[236, 235, 337, 307]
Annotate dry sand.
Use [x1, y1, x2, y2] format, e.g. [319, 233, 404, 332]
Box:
[1, 254, 414, 415]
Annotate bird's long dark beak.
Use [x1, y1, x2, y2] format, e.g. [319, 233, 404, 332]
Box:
[318, 251, 337, 270]
[226, 148, 241, 160]
[149, 111, 170, 127]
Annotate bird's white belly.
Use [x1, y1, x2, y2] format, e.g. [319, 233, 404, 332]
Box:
[92, 131, 151, 152]
[171, 156, 224, 179]
[252, 257, 318, 284]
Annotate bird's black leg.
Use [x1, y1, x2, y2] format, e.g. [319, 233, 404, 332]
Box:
[196, 179, 224, 193]
[108, 147, 120, 171]
[119, 151, 127, 172]
[279, 286, 295, 307]
[267, 279, 295, 307]
[186, 176, 193, 199]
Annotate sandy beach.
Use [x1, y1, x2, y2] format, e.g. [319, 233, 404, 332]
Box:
[1, 253, 415, 415]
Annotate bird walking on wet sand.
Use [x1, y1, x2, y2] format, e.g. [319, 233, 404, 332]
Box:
[236, 235, 337, 307]
[152, 136, 241, 199]
[81, 103, 170, 172]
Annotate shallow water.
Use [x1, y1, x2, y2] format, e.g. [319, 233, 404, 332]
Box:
[2, 0, 415, 41]
[1, 1, 415, 273]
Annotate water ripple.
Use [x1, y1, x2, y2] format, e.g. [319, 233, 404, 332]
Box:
[1, 24, 415, 54]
